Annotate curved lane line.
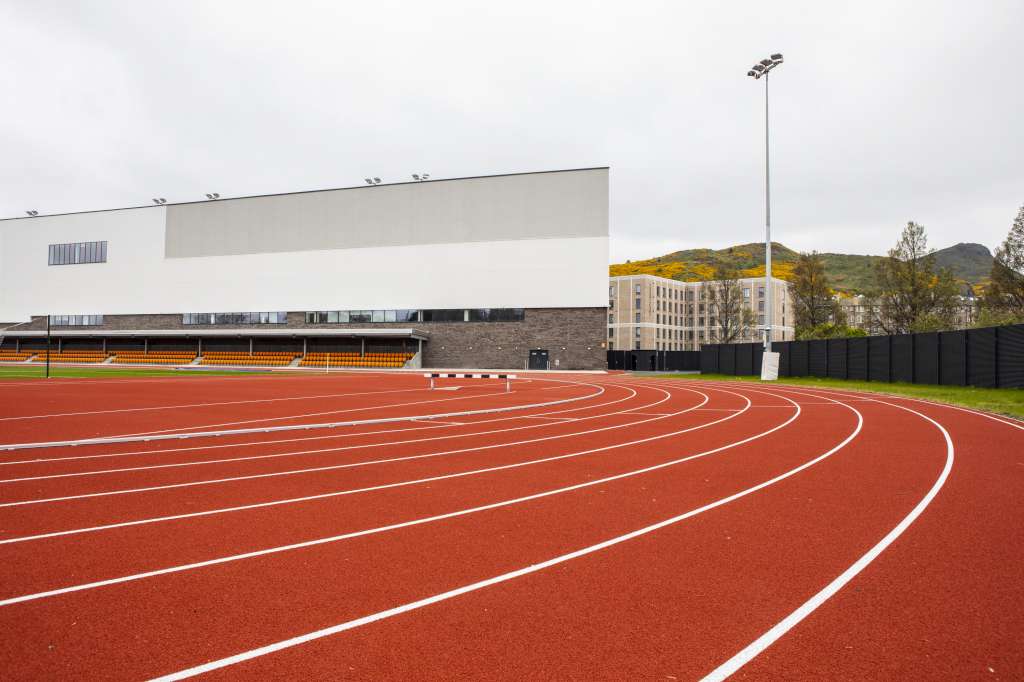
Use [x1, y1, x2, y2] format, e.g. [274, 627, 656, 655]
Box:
[0, 384, 640, 468]
[0, 381, 606, 452]
[144, 386, 860, 681]
[0, 385, 656, 483]
[0, 385, 702, 536]
[0, 385, 777, 602]
[699, 387, 955, 681]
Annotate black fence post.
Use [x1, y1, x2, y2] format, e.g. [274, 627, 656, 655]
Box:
[45, 314, 51, 379]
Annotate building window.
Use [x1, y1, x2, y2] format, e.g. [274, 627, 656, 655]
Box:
[51, 314, 103, 326]
[758, 286, 765, 298]
[635, 284, 641, 294]
[608, 314, 614, 323]
[635, 312, 641, 323]
[743, 288, 750, 299]
[185, 312, 287, 325]
[48, 241, 107, 266]
[758, 301, 765, 312]
[609, 300, 614, 309]
[609, 285, 615, 297]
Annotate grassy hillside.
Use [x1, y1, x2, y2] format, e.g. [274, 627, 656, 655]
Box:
[610, 242, 992, 294]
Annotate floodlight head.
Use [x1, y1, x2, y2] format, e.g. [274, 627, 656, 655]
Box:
[212, 193, 220, 199]
[747, 70, 758, 78]
[422, 174, 430, 180]
[753, 63, 766, 73]
[412, 174, 420, 180]
[160, 197, 166, 203]
[364, 178, 372, 184]
[26, 210, 38, 217]
[771, 53, 783, 63]
[373, 177, 381, 183]
[153, 199, 161, 205]
[760, 58, 773, 67]
[205, 194, 213, 199]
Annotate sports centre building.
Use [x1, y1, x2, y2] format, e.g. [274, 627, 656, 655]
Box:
[0, 168, 609, 370]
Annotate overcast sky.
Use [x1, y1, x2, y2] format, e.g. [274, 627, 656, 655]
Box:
[2, 1, 1021, 263]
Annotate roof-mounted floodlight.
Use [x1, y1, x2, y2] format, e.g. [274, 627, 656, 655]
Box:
[372, 177, 381, 184]
[422, 173, 430, 180]
[412, 174, 420, 180]
[25, 210, 38, 217]
[152, 198, 167, 205]
[205, 193, 220, 200]
[771, 53, 783, 63]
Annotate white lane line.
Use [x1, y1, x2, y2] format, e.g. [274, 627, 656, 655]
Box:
[0, 386, 431, 422]
[411, 419, 464, 426]
[518, 416, 578, 422]
[0, 385, 782, 604]
[110, 388, 524, 437]
[0, 388, 687, 542]
[700, 394, 954, 681]
[0, 384, 640, 468]
[0, 382, 605, 452]
[147, 389, 862, 681]
[0, 384, 685, 513]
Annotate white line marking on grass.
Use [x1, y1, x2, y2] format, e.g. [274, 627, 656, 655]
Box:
[0, 386, 798, 605]
[700, 395, 953, 681]
[146, 389, 862, 681]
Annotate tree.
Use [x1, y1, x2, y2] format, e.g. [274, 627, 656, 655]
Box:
[982, 204, 1024, 322]
[791, 251, 844, 335]
[872, 221, 960, 334]
[798, 322, 867, 340]
[703, 263, 755, 343]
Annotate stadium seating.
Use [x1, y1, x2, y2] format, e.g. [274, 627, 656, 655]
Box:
[30, 350, 108, 363]
[299, 352, 414, 368]
[0, 349, 35, 362]
[199, 352, 300, 367]
[112, 351, 197, 365]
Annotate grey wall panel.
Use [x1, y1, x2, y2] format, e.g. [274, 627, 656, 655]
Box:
[166, 168, 609, 258]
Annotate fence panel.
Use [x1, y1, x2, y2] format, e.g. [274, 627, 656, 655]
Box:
[827, 339, 847, 379]
[847, 337, 868, 380]
[966, 327, 997, 388]
[720, 344, 737, 375]
[753, 344, 764, 376]
[700, 345, 719, 374]
[735, 343, 753, 375]
[913, 332, 940, 385]
[998, 324, 1024, 388]
[808, 340, 828, 377]
[891, 334, 913, 383]
[939, 331, 966, 386]
[868, 336, 890, 382]
[776, 341, 791, 376]
[790, 341, 808, 377]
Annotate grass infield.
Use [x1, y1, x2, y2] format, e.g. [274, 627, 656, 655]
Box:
[657, 373, 1024, 420]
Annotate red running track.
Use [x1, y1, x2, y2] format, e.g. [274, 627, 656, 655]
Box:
[0, 372, 1020, 680]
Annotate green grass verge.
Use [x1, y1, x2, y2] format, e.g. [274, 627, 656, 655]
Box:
[652, 373, 1024, 420]
[0, 365, 279, 380]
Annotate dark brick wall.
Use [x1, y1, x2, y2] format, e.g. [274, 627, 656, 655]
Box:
[8, 308, 608, 370]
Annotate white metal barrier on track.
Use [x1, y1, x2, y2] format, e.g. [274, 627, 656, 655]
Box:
[424, 373, 517, 392]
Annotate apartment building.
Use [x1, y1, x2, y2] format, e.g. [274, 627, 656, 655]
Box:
[608, 274, 794, 351]
[838, 294, 979, 334]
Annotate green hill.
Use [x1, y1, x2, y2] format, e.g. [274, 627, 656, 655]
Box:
[609, 242, 992, 294]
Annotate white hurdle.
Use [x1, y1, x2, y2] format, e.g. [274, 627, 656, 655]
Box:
[424, 372, 517, 393]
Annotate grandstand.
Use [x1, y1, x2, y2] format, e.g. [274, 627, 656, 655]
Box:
[0, 168, 609, 370]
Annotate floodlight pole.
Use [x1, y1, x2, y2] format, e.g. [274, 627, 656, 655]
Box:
[763, 72, 773, 353]
[45, 315, 51, 379]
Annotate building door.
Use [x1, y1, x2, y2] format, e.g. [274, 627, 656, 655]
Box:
[528, 349, 549, 370]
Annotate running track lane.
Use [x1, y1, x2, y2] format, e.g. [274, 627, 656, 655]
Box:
[0, 378, 1020, 679]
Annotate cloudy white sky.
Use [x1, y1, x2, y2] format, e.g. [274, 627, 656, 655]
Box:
[2, 1, 1021, 263]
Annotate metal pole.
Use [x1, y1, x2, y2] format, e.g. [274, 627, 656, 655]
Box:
[45, 315, 51, 379]
[764, 73, 773, 353]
